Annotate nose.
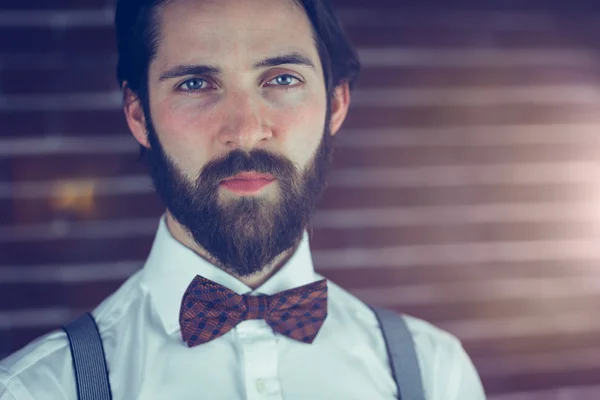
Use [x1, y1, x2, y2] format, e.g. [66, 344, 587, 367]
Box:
[217, 91, 273, 150]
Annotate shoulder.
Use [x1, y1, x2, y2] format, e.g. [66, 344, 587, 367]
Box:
[0, 328, 74, 400]
[323, 277, 485, 399]
[401, 313, 463, 356]
[326, 278, 461, 355]
[385, 313, 485, 399]
[0, 270, 145, 400]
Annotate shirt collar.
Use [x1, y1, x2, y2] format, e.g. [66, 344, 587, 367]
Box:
[140, 215, 319, 334]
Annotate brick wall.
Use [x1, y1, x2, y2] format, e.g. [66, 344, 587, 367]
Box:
[2, 1, 600, 398]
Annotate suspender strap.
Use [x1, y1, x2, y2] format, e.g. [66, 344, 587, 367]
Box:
[370, 306, 426, 400]
[62, 312, 113, 400]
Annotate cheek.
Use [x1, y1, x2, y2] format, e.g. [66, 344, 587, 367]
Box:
[271, 96, 327, 168]
[150, 98, 218, 175]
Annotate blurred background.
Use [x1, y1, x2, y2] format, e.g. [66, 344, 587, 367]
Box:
[2, 0, 600, 398]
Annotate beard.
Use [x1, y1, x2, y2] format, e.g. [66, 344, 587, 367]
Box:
[142, 110, 335, 278]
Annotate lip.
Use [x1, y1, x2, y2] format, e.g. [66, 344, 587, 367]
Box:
[221, 172, 276, 181]
[219, 172, 276, 194]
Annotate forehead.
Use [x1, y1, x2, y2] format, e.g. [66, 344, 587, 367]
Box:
[154, 0, 318, 67]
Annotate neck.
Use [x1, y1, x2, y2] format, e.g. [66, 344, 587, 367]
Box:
[164, 211, 297, 289]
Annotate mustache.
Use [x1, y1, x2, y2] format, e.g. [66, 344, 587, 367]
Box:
[198, 149, 299, 185]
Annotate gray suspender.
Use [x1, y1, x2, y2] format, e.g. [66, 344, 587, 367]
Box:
[63, 308, 424, 400]
[371, 306, 426, 400]
[62, 312, 113, 400]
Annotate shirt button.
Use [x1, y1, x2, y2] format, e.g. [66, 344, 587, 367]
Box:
[256, 378, 268, 394]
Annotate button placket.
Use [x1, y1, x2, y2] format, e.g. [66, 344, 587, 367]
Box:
[236, 322, 283, 400]
[255, 378, 268, 394]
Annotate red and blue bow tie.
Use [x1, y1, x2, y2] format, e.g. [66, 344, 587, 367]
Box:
[179, 275, 328, 347]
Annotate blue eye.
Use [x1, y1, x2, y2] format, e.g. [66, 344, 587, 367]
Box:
[269, 74, 301, 87]
[180, 78, 206, 91]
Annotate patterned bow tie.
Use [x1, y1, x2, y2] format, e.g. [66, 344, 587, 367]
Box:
[179, 275, 328, 347]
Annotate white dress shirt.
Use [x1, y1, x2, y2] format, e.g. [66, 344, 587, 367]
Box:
[0, 217, 486, 399]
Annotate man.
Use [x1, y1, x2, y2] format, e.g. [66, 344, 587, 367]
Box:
[0, 0, 486, 399]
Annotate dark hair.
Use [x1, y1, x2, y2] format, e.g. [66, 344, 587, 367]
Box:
[115, 0, 361, 102]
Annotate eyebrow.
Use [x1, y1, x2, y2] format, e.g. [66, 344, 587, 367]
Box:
[158, 51, 316, 81]
[252, 52, 316, 70]
[159, 65, 220, 81]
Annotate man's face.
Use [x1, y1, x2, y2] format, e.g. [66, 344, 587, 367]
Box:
[128, 0, 346, 276]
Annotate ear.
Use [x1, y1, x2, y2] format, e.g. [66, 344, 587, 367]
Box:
[329, 82, 351, 136]
[122, 82, 150, 148]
